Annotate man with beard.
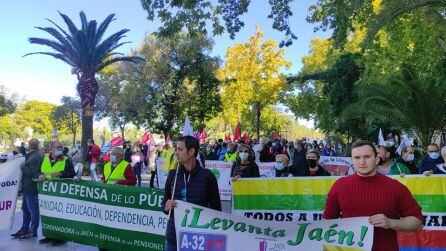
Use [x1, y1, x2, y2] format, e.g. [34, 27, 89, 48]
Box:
[376, 146, 410, 176]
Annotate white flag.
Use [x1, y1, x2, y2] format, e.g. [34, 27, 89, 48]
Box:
[183, 116, 194, 137]
[378, 128, 385, 146]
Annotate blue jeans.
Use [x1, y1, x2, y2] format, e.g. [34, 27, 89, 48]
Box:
[165, 240, 177, 251]
[21, 194, 39, 235]
[133, 163, 142, 187]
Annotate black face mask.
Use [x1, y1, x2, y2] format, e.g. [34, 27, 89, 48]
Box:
[378, 158, 386, 165]
[306, 159, 317, 168]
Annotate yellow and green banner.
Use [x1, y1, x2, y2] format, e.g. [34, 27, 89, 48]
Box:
[232, 175, 446, 250]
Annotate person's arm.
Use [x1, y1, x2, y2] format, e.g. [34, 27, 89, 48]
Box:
[418, 160, 425, 174]
[207, 171, 222, 211]
[117, 164, 137, 185]
[21, 153, 42, 178]
[369, 215, 423, 232]
[252, 162, 260, 177]
[322, 182, 341, 219]
[370, 183, 423, 231]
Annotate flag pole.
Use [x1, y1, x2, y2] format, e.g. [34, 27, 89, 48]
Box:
[167, 162, 180, 219]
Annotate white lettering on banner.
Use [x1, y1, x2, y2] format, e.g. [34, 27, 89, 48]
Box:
[0, 156, 23, 230]
[39, 194, 167, 235]
[59, 183, 108, 201]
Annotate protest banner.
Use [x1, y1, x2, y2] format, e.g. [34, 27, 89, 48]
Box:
[0, 156, 23, 230]
[174, 201, 373, 251]
[232, 175, 446, 250]
[156, 159, 275, 200]
[319, 156, 354, 175]
[38, 180, 167, 250]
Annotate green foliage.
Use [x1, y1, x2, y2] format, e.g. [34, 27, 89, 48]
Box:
[140, 0, 297, 47]
[138, 34, 221, 136]
[15, 101, 55, 139]
[52, 96, 81, 146]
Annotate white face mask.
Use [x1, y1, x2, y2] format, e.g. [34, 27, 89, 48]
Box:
[239, 152, 249, 161]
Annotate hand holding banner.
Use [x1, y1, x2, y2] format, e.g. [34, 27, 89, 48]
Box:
[174, 201, 373, 251]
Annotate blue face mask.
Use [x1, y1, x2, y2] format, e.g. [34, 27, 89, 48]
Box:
[110, 154, 117, 163]
[275, 162, 285, 171]
[54, 150, 63, 157]
[406, 154, 414, 162]
[429, 152, 440, 160]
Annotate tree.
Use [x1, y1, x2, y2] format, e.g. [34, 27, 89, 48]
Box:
[97, 61, 155, 139]
[141, 0, 297, 47]
[219, 27, 290, 138]
[52, 96, 81, 146]
[25, 11, 142, 158]
[344, 67, 446, 146]
[139, 34, 221, 137]
[15, 101, 55, 139]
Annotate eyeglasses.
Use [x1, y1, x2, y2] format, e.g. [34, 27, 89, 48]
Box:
[239, 150, 249, 153]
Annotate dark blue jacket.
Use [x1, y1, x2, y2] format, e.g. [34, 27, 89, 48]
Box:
[419, 156, 444, 173]
[162, 161, 221, 244]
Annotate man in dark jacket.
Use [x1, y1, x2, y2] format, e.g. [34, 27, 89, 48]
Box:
[162, 136, 221, 251]
[419, 144, 444, 174]
[11, 138, 44, 240]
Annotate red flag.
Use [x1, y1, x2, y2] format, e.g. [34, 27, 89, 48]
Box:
[225, 134, 231, 141]
[273, 131, 279, 139]
[233, 123, 241, 141]
[199, 129, 207, 141]
[141, 131, 151, 144]
[242, 134, 248, 144]
[110, 136, 124, 146]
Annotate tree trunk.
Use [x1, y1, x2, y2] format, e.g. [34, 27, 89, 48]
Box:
[77, 75, 99, 162]
[120, 125, 125, 141]
[81, 106, 94, 161]
[254, 104, 262, 139]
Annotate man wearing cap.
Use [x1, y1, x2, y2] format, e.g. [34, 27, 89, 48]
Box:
[11, 138, 44, 240]
[38, 141, 75, 246]
[102, 147, 136, 185]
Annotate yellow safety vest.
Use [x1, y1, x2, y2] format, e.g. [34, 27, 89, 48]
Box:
[162, 148, 177, 171]
[104, 160, 128, 184]
[225, 152, 237, 162]
[40, 156, 67, 179]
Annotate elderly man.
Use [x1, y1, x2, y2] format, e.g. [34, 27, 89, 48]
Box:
[11, 138, 44, 240]
[102, 147, 136, 185]
[38, 141, 75, 246]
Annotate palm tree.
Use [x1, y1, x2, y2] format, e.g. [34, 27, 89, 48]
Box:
[343, 67, 446, 146]
[25, 11, 142, 155]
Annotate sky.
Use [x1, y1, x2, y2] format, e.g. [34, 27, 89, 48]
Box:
[0, 0, 330, 128]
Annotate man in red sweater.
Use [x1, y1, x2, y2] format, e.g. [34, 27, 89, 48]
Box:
[323, 140, 423, 251]
[101, 147, 136, 185]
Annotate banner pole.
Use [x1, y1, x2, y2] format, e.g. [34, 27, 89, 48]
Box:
[168, 162, 180, 218]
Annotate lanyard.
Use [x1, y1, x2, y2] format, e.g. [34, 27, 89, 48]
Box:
[183, 172, 191, 200]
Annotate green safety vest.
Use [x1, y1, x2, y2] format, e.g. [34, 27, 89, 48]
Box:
[40, 156, 67, 179]
[225, 152, 237, 162]
[104, 160, 129, 184]
[162, 148, 177, 171]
